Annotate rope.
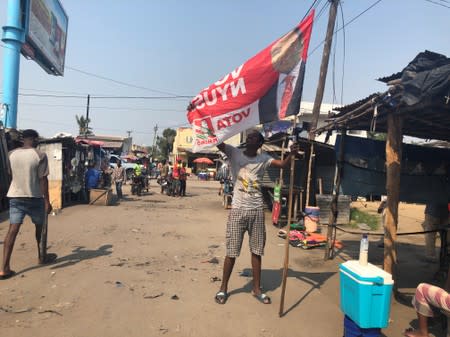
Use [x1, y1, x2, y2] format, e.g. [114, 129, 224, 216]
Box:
[332, 225, 449, 236]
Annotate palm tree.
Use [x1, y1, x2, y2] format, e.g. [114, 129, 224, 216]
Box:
[76, 115, 93, 136]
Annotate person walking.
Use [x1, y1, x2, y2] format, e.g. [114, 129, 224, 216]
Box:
[159, 159, 170, 194]
[179, 162, 187, 197]
[421, 202, 449, 263]
[112, 161, 126, 199]
[172, 159, 182, 197]
[85, 163, 100, 201]
[214, 129, 298, 304]
[0, 129, 54, 279]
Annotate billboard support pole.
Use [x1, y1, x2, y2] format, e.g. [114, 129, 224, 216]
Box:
[1, 0, 27, 128]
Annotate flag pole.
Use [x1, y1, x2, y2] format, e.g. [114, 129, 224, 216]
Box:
[280, 0, 338, 316]
[279, 117, 297, 317]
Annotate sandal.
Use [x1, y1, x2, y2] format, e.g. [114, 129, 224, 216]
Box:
[0, 270, 16, 280]
[252, 291, 271, 304]
[402, 328, 426, 337]
[215, 291, 228, 304]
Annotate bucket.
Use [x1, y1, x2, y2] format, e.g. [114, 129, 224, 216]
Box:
[304, 206, 320, 232]
[344, 315, 381, 337]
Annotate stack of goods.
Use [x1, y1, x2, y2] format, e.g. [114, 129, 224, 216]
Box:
[304, 206, 320, 232]
[277, 229, 343, 250]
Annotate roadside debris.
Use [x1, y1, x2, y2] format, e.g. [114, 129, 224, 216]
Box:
[143, 292, 164, 299]
[202, 257, 219, 264]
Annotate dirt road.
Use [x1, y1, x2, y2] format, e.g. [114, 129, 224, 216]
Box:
[0, 179, 445, 336]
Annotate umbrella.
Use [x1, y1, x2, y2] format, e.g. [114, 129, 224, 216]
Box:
[193, 157, 214, 165]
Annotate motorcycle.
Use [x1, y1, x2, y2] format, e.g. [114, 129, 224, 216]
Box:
[131, 174, 145, 196]
[158, 175, 173, 196]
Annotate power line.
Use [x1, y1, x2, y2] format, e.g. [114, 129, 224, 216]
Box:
[423, 0, 450, 9]
[91, 95, 191, 99]
[19, 87, 89, 96]
[308, 0, 383, 57]
[0, 42, 190, 97]
[1, 92, 192, 100]
[18, 87, 194, 99]
[19, 116, 158, 135]
[302, 0, 320, 21]
[18, 102, 182, 112]
[315, 0, 330, 22]
[64, 65, 188, 97]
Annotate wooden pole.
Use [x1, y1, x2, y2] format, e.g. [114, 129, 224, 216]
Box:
[85, 94, 90, 137]
[39, 212, 48, 263]
[309, 0, 339, 140]
[324, 130, 346, 260]
[279, 144, 297, 317]
[279, 119, 297, 317]
[305, 143, 314, 206]
[384, 113, 403, 282]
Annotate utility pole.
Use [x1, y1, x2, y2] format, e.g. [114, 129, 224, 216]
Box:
[85, 94, 90, 137]
[126, 130, 132, 138]
[309, 0, 339, 140]
[300, 0, 339, 261]
[151, 124, 158, 159]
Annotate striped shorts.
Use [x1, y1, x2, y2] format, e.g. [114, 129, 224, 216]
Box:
[412, 283, 450, 317]
[226, 208, 266, 258]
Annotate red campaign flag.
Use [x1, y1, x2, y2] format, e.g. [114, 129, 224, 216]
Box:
[186, 11, 314, 152]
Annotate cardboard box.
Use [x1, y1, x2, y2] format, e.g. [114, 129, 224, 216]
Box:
[89, 189, 112, 206]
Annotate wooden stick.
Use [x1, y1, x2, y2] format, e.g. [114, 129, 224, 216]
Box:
[279, 150, 296, 317]
[279, 119, 297, 317]
[324, 130, 346, 260]
[39, 212, 48, 264]
[384, 114, 403, 286]
[305, 143, 314, 206]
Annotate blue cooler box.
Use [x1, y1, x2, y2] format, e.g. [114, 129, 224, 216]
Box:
[340, 261, 394, 328]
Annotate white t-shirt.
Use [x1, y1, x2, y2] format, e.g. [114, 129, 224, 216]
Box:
[222, 144, 273, 210]
[7, 148, 49, 198]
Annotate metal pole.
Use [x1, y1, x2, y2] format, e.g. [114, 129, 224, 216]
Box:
[1, 0, 27, 128]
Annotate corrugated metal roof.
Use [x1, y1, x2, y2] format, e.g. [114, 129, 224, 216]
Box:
[316, 51, 450, 142]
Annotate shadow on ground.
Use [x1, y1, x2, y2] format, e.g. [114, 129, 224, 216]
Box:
[228, 267, 336, 317]
[16, 244, 113, 275]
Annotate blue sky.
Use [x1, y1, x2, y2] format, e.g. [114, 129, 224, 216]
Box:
[1, 0, 449, 145]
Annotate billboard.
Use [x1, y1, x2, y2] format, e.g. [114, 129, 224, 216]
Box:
[21, 0, 68, 76]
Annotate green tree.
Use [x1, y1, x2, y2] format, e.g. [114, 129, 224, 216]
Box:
[156, 128, 176, 159]
[76, 115, 93, 136]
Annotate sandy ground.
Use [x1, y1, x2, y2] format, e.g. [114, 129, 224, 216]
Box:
[0, 178, 447, 337]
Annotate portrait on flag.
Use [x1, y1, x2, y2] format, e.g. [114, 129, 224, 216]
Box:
[187, 11, 314, 152]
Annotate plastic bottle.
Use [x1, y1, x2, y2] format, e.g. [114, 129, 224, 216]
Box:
[274, 184, 281, 202]
[359, 234, 369, 266]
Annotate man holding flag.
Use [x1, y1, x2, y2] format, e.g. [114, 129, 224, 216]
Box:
[215, 129, 298, 304]
[186, 12, 314, 304]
